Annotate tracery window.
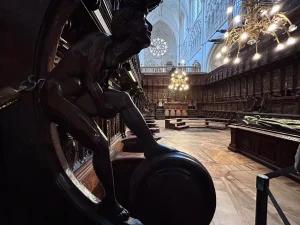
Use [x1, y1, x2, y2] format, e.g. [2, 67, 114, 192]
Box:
[194, 0, 198, 20]
[194, 0, 202, 20]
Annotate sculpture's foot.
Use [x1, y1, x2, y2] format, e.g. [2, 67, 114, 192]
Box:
[97, 201, 134, 224]
[144, 143, 178, 159]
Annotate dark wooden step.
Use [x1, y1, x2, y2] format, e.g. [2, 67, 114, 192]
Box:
[174, 125, 189, 130]
[144, 116, 155, 120]
[147, 123, 158, 128]
[149, 127, 160, 134]
[171, 121, 186, 126]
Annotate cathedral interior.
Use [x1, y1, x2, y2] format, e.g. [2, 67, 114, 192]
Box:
[1, 0, 300, 225]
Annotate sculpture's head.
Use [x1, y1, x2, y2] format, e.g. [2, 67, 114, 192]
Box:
[112, 7, 153, 49]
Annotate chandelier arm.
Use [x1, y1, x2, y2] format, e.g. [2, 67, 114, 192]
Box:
[274, 13, 292, 25]
[263, 13, 272, 23]
[225, 26, 243, 46]
[237, 44, 241, 58]
[271, 31, 280, 43]
[255, 42, 259, 53]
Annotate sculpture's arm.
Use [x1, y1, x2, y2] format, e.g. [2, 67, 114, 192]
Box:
[85, 47, 108, 104]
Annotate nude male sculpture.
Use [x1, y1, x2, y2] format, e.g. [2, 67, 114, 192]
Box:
[39, 0, 175, 223]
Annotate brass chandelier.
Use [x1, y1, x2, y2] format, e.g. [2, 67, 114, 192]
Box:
[217, 0, 297, 64]
[168, 69, 189, 91]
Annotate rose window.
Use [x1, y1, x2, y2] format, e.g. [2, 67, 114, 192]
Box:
[149, 38, 168, 57]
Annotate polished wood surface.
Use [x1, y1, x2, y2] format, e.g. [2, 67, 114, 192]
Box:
[228, 125, 300, 182]
[155, 120, 300, 225]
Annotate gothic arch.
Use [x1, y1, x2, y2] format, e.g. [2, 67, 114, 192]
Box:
[144, 20, 177, 65]
[206, 43, 224, 72]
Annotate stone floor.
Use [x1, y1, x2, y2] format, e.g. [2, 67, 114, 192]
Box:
[155, 120, 300, 225]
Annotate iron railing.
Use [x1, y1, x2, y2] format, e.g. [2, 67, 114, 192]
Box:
[255, 166, 297, 225]
[141, 66, 201, 73]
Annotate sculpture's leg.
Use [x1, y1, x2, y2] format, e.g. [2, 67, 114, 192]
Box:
[101, 89, 176, 158]
[39, 80, 129, 222]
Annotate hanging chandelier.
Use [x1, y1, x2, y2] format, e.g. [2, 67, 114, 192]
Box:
[217, 1, 297, 64]
[168, 69, 189, 91]
[168, 0, 188, 92]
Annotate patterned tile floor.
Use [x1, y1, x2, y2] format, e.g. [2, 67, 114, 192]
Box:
[155, 120, 300, 225]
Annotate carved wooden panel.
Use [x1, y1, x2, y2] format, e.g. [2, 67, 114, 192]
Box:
[143, 78, 148, 85]
[238, 63, 244, 74]
[248, 77, 253, 95]
[232, 103, 237, 111]
[153, 88, 158, 102]
[261, 50, 268, 65]
[230, 81, 234, 97]
[245, 58, 251, 71]
[224, 68, 228, 78]
[193, 90, 198, 103]
[255, 74, 261, 95]
[297, 63, 300, 90]
[208, 90, 212, 102]
[148, 93, 152, 103]
[239, 136, 252, 152]
[263, 72, 270, 93]
[158, 78, 163, 85]
[283, 103, 297, 114]
[163, 77, 169, 85]
[241, 79, 246, 97]
[228, 67, 232, 77]
[285, 65, 294, 90]
[226, 82, 230, 98]
[163, 89, 168, 99]
[238, 101, 244, 111]
[159, 88, 163, 99]
[270, 103, 281, 113]
[149, 78, 153, 85]
[233, 64, 238, 75]
[272, 69, 281, 92]
[235, 79, 240, 97]
[258, 139, 277, 163]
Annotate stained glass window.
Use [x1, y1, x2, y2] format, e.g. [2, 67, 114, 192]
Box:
[149, 38, 168, 57]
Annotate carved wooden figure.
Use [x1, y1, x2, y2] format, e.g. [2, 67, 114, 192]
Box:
[38, 0, 177, 224]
